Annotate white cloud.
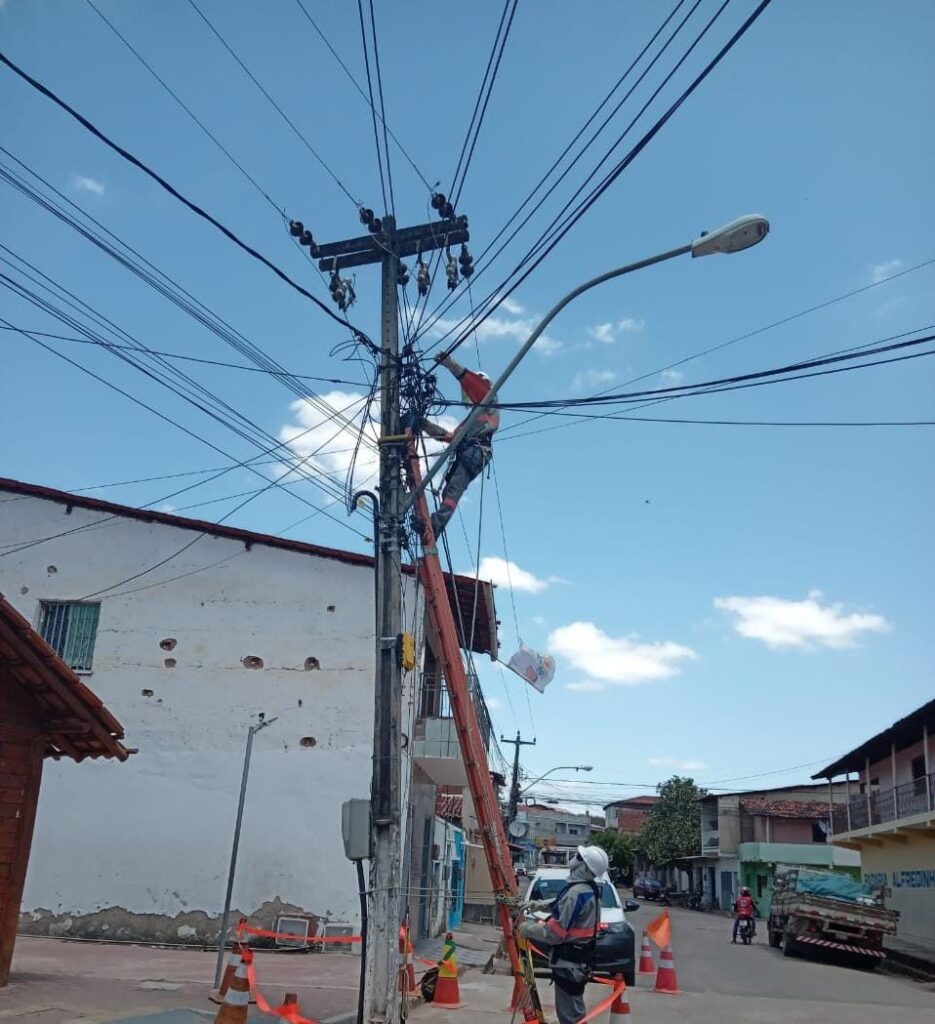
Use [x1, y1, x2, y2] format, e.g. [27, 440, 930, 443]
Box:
[649, 756, 707, 772]
[532, 615, 546, 627]
[485, 696, 503, 711]
[500, 297, 525, 315]
[279, 392, 457, 494]
[566, 680, 607, 693]
[618, 317, 645, 333]
[871, 259, 902, 284]
[572, 368, 616, 392]
[660, 369, 684, 384]
[473, 556, 549, 594]
[714, 591, 890, 650]
[548, 621, 697, 689]
[433, 307, 562, 355]
[534, 334, 562, 355]
[589, 322, 616, 345]
[72, 174, 105, 197]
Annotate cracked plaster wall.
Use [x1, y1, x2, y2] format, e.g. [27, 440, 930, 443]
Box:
[0, 493, 422, 942]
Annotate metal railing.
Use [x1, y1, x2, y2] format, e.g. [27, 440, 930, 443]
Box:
[830, 771, 934, 834]
[417, 672, 491, 753]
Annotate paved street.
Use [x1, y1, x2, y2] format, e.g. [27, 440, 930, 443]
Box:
[0, 936, 360, 1023]
[0, 908, 931, 1023]
[416, 906, 933, 1024]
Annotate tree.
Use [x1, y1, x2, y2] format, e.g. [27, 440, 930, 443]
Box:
[639, 776, 705, 868]
[593, 830, 637, 877]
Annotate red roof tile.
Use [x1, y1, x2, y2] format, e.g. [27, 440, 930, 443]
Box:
[0, 591, 128, 761]
[739, 798, 829, 820]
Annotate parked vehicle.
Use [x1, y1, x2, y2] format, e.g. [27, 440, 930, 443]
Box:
[633, 877, 664, 900]
[767, 866, 899, 970]
[537, 846, 581, 869]
[737, 917, 755, 945]
[686, 890, 703, 910]
[524, 867, 639, 985]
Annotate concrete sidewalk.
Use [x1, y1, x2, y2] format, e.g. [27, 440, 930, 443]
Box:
[0, 935, 361, 1023]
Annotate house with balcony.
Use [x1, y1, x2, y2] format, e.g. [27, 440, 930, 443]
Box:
[409, 617, 502, 934]
[694, 783, 858, 913]
[814, 698, 935, 954]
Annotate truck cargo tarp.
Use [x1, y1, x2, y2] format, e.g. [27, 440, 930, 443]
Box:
[793, 871, 874, 903]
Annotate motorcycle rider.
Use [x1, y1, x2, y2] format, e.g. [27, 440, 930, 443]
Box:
[732, 886, 757, 942]
[519, 845, 610, 1024]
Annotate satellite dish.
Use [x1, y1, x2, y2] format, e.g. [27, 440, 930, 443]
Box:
[509, 820, 528, 838]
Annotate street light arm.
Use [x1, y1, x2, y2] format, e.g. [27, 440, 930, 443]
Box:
[519, 764, 593, 797]
[404, 243, 692, 513]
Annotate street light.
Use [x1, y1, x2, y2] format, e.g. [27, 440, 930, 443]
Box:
[213, 713, 277, 988]
[406, 215, 769, 509]
[519, 764, 593, 798]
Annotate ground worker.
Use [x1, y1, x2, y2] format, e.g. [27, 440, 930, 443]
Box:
[518, 845, 609, 1024]
[732, 885, 757, 942]
[419, 354, 499, 538]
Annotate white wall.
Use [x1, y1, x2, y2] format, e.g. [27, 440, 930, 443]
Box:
[0, 491, 420, 941]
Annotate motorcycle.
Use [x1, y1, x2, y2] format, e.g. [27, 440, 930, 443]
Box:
[737, 917, 755, 945]
[686, 890, 702, 911]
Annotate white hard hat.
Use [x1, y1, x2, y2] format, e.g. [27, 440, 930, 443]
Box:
[577, 845, 609, 877]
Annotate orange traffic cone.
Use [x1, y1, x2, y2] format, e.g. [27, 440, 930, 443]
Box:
[610, 975, 632, 1021]
[637, 931, 655, 975]
[432, 933, 463, 1009]
[212, 949, 251, 1022]
[209, 948, 241, 1004]
[653, 945, 681, 995]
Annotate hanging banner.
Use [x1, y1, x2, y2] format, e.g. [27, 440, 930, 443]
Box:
[505, 643, 555, 693]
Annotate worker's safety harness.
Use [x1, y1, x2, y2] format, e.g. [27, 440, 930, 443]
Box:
[550, 879, 601, 997]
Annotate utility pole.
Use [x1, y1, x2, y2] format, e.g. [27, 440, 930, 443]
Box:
[306, 211, 469, 1024]
[502, 731, 536, 824]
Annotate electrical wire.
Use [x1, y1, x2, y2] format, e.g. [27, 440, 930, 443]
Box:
[184, 0, 359, 207]
[0, 255, 368, 511]
[3, 319, 372, 542]
[405, 0, 518, 339]
[0, 52, 373, 343]
[413, 0, 714, 346]
[420, 0, 775, 360]
[356, 0, 388, 215]
[434, 0, 692, 330]
[367, 0, 396, 217]
[0, 325, 371, 387]
[77, 410, 352, 600]
[0, 151, 378, 453]
[291, 0, 434, 192]
[481, 332, 935, 411]
[82, 0, 282, 215]
[497, 256, 935, 442]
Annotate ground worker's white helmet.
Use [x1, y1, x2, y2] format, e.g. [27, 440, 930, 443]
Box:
[577, 845, 610, 877]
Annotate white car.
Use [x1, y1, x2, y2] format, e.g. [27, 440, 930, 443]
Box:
[523, 867, 638, 983]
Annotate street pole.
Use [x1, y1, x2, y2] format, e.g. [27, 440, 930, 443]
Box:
[214, 714, 277, 988]
[502, 731, 535, 824]
[366, 214, 403, 1024]
[304, 211, 470, 1024]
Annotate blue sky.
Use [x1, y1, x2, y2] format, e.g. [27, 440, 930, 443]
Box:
[2, 0, 933, 808]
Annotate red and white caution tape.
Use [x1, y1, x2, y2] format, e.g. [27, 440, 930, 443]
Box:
[794, 934, 885, 957]
[574, 977, 628, 1024]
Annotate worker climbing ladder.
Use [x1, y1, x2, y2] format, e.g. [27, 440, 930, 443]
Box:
[406, 442, 544, 1023]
